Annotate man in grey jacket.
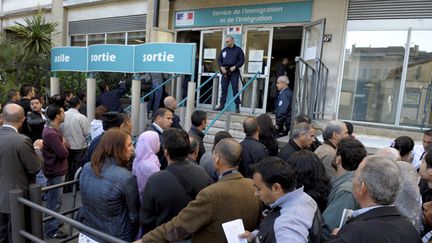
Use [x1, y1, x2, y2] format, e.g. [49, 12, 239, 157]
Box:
[0, 104, 43, 242]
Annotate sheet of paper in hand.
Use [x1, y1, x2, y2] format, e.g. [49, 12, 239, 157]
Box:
[222, 219, 248, 243]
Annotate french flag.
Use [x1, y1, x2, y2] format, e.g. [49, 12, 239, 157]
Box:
[229, 27, 240, 32]
[177, 12, 194, 20]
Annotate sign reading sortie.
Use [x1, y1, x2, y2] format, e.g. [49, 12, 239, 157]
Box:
[51, 43, 196, 74]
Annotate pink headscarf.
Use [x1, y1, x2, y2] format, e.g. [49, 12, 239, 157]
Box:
[132, 131, 160, 198]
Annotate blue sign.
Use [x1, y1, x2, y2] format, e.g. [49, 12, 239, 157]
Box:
[51, 47, 87, 72]
[87, 45, 134, 73]
[134, 43, 195, 74]
[174, 1, 312, 28]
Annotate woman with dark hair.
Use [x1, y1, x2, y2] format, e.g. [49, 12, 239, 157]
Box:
[77, 129, 140, 242]
[392, 136, 415, 162]
[286, 150, 331, 212]
[257, 114, 279, 156]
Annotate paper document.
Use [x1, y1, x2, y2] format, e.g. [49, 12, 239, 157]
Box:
[222, 219, 248, 243]
[339, 208, 353, 228]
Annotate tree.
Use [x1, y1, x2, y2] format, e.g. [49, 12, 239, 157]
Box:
[0, 10, 57, 103]
[6, 9, 58, 56]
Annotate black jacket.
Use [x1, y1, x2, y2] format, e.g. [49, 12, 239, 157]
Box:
[327, 206, 421, 243]
[96, 82, 127, 112]
[239, 137, 269, 178]
[27, 111, 47, 142]
[139, 160, 212, 233]
[188, 126, 206, 163]
[146, 124, 167, 170]
[278, 138, 303, 162]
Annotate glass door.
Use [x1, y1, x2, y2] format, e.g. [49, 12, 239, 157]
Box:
[301, 19, 325, 62]
[241, 28, 273, 113]
[197, 30, 223, 108]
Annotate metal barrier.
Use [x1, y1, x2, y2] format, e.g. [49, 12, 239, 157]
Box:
[291, 57, 329, 129]
[123, 73, 180, 112]
[178, 71, 220, 107]
[204, 71, 260, 135]
[9, 171, 127, 243]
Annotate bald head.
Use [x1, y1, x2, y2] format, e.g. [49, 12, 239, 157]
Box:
[1, 103, 25, 128]
[243, 117, 259, 137]
[214, 138, 242, 167]
[164, 96, 177, 110]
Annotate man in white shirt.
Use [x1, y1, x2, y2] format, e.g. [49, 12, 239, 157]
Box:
[412, 129, 432, 170]
[60, 97, 90, 192]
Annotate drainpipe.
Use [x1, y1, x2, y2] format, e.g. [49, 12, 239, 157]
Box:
[153, 0, 160, 28]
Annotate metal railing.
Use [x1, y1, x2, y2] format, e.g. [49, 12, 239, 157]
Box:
[290, 57, 329, 129]
[9, 171, 127, 243]
[123, 73, 180, 112]
[178, 71, 220, 107]
[204, 71, 260, 135]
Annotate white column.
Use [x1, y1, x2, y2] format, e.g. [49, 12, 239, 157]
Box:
[176, 75, 183, 100]
[50, 77, 60, 96]
[184, 81, 196, 132]
[131, 79, 141, 136]
[86, 78, 96, 121]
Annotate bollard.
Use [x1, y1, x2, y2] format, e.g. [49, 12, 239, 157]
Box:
[9, 189, 25, 243]
[251, 78, 258, 114]
[224, 112, 231, 133]
[212, 76, 219, 110]
[184, 81, 196, 132]
[29, 184, 43, 240]
[139, 101, 148, 134]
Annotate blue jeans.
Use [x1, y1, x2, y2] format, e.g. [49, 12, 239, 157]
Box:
[44, 175, 65, 235]
[147, 80, 163, 114]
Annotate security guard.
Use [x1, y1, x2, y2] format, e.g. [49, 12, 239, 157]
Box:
[215, 36, 245, 113]
[275, 75, 293, 137]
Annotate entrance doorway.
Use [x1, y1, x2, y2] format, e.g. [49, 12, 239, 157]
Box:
[267, 26, 302, 113]
[175, 26, 304, 114]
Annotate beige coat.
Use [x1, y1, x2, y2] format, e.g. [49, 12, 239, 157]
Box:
[314, 143, 336, 178]
[141, 172, 262, 243]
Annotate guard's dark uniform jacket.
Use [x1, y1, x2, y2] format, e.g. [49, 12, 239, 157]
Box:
[275, 87, 293, 135]
[217, 44, 245, 106]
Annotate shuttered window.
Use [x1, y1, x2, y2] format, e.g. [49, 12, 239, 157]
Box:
[348, 0, 432, 20]
[69, 14, 147, 35]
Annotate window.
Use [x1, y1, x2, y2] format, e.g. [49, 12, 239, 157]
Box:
[338, 30, 407, 124]
[71, 35, 86, 46]
[107, 32, 126, 44]
[127, 31, 146, 45]
[88, 34, 105, 45]
[400, 30, 432, 127]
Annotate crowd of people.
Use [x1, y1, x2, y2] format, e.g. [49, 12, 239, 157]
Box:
[1, 82, 432, 243]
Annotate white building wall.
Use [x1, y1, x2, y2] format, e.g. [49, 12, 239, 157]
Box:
[312, 0, 348, 118]
[67, 0, 147, 22]
[2, 0, 51, 12]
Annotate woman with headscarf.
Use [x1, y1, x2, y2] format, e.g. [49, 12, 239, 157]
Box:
[133, 131, 161, 199]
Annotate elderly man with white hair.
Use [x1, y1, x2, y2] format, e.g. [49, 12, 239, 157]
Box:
[274, 75, 293, 137]
[327, 155, 421, 243]
[376, 147, 422, 232]
[315, 120, 349, 178]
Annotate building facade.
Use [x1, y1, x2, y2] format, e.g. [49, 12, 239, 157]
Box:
[1, 0, 431, 130]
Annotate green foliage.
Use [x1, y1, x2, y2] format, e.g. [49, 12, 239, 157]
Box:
[6, 9, 58, 56]
[0, 10, 57, 103]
